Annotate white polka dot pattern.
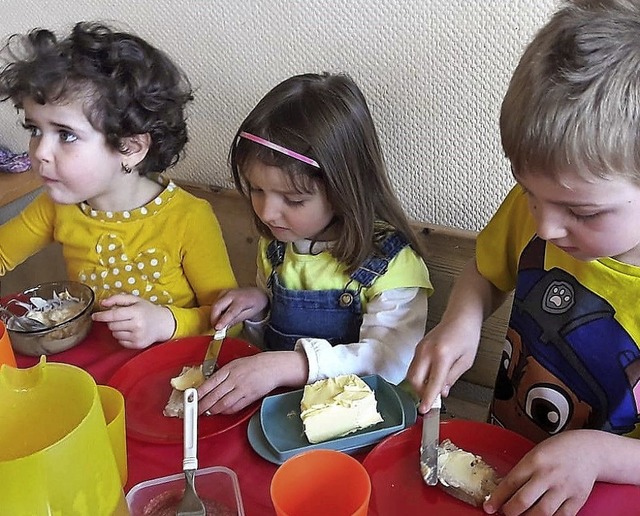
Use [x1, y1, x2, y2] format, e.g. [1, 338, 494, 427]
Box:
[79, 232, 173, 305]
[77, 180, 177, 304]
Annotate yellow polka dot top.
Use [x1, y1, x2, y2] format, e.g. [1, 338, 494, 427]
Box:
[0, 180, 237, 338]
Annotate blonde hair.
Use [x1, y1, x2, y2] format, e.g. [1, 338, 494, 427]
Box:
[501, 0, 640, 180]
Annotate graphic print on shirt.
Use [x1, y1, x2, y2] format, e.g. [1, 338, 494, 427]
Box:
[79, 232, 172, 305]
[491, 237, 640, 443]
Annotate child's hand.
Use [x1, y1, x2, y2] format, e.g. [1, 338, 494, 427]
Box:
[197, 350, 307, 414]
[92, 294, 176, 349]
[405, 319, 481, 414]
[210, 287, 269, 330]
[484, 430, 601, 516]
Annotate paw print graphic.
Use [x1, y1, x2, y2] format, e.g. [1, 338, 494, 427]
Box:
[543, 281, 575, 314]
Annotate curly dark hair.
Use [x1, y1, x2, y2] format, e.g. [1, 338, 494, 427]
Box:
[0, 21, 194, 175]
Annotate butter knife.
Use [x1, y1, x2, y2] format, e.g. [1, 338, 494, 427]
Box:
[419, 394, 441, 486]
[202, 326, 227, 379]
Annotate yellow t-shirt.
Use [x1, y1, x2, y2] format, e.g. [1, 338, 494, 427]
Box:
[0, 180, 237, 338]
[477, 185, 640, 440]
[478, 185, 640, 329]
[257, 236, 433, 306]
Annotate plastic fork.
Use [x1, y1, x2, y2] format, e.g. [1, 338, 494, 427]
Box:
[176, 388, 206, 516]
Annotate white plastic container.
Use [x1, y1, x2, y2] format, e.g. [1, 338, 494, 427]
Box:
[126, 465, 245, 515]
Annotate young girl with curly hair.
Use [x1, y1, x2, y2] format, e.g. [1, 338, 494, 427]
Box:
[0, 22, 237, 349]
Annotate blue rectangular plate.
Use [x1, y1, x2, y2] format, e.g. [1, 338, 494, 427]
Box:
[259, 375, 414, 462]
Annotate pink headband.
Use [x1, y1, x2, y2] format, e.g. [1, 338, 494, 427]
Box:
[239, 131, 320, 169]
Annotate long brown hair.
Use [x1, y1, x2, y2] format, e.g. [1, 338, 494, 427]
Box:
[230, 72, 423, 273]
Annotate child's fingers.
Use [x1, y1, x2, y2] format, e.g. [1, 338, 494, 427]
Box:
[197, 368, 232, 414]
[445, 357, 471, 394]
[417, 364, 450, 414]
[92, 307, 132, 324]
[99, 293, 141, 308]
[406, 355, 430, 390]
[211, 310, 233, 330]
[214, 310, 242, 330]
[418, 384, 442, 414]
[210, 295, 236, 325]
[218, 304, 263, 329]
[210, 305, 230, 325]
[212, 297, 256, 328]
[213, 289, 232, 301]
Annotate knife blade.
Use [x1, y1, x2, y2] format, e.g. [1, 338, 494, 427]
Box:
[202, 326, 227, 379]
[419, 394, 441, 486]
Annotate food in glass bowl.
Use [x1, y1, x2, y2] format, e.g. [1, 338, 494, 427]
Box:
[1, 281, 95, 356]
[126, 466, 245, 516]
[6, 289, 85, 329]
[142, 490, 235, 516]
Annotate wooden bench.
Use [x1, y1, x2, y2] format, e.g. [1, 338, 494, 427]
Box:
[3, 182, 512, 420]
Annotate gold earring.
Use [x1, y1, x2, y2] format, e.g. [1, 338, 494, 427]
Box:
[122, 162, 133, 174]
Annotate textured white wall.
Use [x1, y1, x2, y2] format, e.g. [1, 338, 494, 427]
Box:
[0, 0, 558, 231]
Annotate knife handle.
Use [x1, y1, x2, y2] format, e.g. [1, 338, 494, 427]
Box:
[183, 388, 198, 471]
[431, 394, 442, 411]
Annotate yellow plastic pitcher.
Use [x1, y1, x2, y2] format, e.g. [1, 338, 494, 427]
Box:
[0, 358, 127, 515]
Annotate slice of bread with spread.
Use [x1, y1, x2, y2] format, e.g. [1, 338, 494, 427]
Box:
[163, 366, 205, 418]
[433, 439, 500, 507]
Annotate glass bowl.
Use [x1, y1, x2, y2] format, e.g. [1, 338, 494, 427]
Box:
[1, 281, 94, 356]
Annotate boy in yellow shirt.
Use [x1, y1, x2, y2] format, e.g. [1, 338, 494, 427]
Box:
[408, 1, 640, 514]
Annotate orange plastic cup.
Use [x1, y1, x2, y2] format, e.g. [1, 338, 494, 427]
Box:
[270, 449, 371, 516]
[0, 320, 16, 368]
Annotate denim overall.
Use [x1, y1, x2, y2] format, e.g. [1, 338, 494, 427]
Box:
[264, 232, 410, 351]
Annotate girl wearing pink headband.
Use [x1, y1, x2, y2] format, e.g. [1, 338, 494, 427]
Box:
[200, 72, 433, 414]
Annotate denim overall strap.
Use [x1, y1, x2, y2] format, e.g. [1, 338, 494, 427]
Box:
[263, 234, 410, 351]
[349, 232, 410, 288]
[264, 239, 362, 350]
[264, 273, 363, 351]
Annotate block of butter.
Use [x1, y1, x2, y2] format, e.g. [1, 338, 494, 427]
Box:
[300, 374, 383, 444]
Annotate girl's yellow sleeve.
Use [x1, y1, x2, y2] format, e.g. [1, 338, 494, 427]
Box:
[0, 193, 55, 276]
[166, 197, 238, 337]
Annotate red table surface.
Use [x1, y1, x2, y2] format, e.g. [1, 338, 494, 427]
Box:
[14, 322, 278, 516]
[14, 322, 640, 516]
